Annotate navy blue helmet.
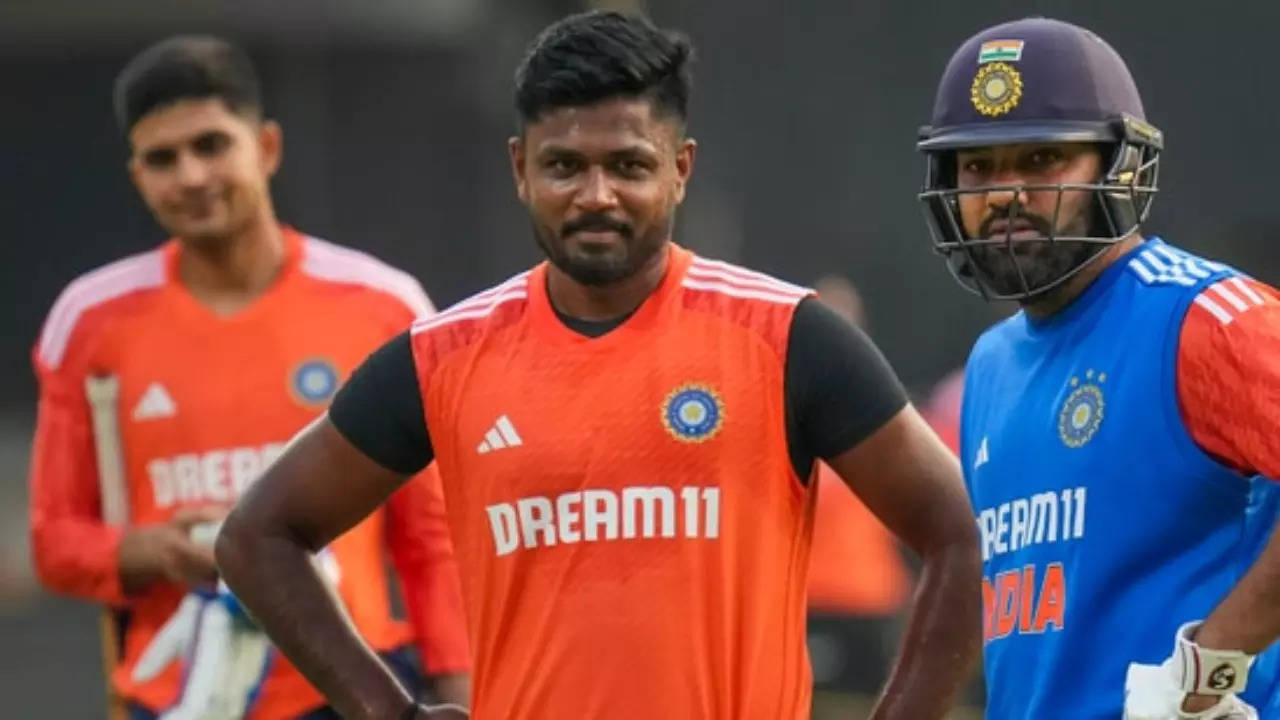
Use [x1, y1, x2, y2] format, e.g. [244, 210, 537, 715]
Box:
[917, 18, 1163, 300]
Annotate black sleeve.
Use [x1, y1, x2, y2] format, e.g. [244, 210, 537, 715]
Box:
[784, 297, 909, 479]
[328, 331, 434, 474]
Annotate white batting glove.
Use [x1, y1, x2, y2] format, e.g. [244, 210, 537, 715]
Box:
[131, 585, 272, 720]
[130, 522, 343, 719]
[1124, 621, 1258, 719]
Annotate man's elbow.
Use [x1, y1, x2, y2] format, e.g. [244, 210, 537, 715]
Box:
[923, 510, 982, 575]
[213, 508, 255, 584]
[29, 525, 68, 594]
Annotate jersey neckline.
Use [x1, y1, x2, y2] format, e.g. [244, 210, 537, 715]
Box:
[1022, 236, 1161, 335]
[527, 243, 693, 348]
[161, 224, 305, 324]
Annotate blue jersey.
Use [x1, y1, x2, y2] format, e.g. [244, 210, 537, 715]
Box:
[960, 238, 1280, 718]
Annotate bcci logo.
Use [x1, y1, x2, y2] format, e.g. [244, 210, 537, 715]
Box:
[971, 61, 1023, 117]
[1058, 369, 1106, 448]
[290, 358, 339, 407]
[662, 384, 724, 443]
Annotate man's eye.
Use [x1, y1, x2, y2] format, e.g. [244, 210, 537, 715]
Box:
[193, 133, 230, 156]
[615, 160, 650, 176]
[1028, 149, 1062, 168]
[142, 149, 176, 168]
[545, 158, 579, 174]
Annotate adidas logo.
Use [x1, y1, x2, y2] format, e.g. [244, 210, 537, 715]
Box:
[974, 436, 990, 470]
[132, 382, 177, 421]
[477, 415, 522, 454]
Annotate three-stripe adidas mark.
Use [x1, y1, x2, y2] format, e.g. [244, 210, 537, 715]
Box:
[477, 415, 523, 454]
[132, 382, 177, 421]
[1193, 277, 1267, 326]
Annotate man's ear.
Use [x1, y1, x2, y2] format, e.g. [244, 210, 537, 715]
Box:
[509, 136, 529, 205]
[258, 119, 283, 177]
[672, 137, 697, 205]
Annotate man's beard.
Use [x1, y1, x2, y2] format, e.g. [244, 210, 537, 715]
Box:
[965, 202, 1104, 299]
[534, 212, 670, 287]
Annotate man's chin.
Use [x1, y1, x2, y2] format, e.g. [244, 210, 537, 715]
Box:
[167, 215, 239, 245]
[555, 258, 633, 286]
[969, 258, 1052, 297]
[565, 232, 628, 252]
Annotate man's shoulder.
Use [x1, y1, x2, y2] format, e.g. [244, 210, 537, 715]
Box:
[297, 234, 434, 319]
[680, 253, 811, 308]
[680, 253, 812, 359]
[1123, 238, 1234, 290]
[408, 270, 533, 360]
[35, 246, 168, 371]
[1121, 238, 1277, 331]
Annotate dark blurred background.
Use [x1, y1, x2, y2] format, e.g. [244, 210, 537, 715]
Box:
[3, 0, 1278, 716]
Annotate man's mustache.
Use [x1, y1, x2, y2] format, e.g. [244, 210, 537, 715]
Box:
[978, 209, 1053, 239]
[561, 213, 633, 239]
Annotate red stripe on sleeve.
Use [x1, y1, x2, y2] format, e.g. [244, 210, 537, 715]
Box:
[1177, 277, 1280, 478]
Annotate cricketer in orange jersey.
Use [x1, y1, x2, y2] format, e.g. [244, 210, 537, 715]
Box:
[218, 11, 981, 720]
[28, 37, 469, 719]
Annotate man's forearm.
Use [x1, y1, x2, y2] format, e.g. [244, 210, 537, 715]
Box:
[216, 516, 413, 720]
[870, 540, 982, 720]
[1196, 520, 1280, 654]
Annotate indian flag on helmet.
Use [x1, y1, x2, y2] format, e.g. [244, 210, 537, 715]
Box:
[978, 39, 1024, 63]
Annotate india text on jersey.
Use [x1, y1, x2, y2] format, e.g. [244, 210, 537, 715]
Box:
[977, 486, 1086, 644]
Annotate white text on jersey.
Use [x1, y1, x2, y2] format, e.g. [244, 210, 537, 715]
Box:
[486, 485, 721, 556]
[977, 486, 1087, 562]
[148, 442, 286, 509]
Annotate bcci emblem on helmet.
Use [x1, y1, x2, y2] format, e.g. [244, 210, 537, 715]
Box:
[1058, 370, 1106, 448]
[662, 384, 724, 443]
[971, 62, 1023, 117]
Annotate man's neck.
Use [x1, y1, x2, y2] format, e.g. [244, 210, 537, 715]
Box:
[1023, 234, 1144, 320]
[546, 244, 670, 322]
[177, 216, 285, 316]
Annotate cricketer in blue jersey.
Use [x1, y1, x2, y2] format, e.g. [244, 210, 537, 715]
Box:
[916, 17, 1280, 720]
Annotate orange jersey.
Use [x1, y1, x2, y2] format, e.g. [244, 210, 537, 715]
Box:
[1177, 275, 1280, 477]
[806, 464, 910, 615]
[409, 246, 816, 719]
[29, 228, 468, 718]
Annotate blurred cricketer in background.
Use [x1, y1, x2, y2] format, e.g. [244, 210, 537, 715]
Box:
[918, 16, 1280, 720]
[27, 36, 469, 719]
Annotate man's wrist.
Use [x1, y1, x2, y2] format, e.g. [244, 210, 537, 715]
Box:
[1191, 620, 1236, 652]
[350, 696, 417, 720]
[117, 525, 162, 594]
[1170, 620, 1255, 696]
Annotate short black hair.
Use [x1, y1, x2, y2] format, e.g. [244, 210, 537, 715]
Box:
[514, 11, 693, 129]
[113, 35, 262, 133]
